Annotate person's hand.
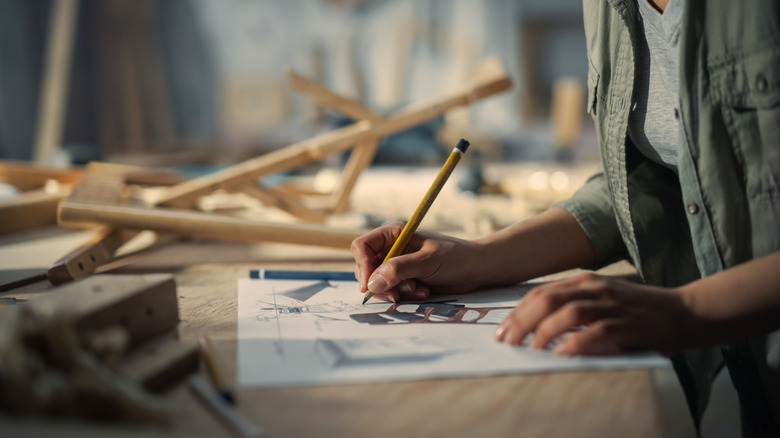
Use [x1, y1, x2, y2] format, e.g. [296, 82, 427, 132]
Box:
[494, 272, 695, 356]
[351, 222, 483, 302]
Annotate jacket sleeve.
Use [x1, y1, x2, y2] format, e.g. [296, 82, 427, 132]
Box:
[555, 171, 629, 268]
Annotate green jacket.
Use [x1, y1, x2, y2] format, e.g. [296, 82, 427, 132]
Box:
[558, 0, 780, 435]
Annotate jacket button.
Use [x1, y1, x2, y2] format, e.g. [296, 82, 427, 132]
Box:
[756, 74, 769, 93]
[686, 203, 700, 215]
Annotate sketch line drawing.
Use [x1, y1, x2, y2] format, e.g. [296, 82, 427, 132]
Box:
[272, 286, 285, 356]
[350, 302, 514, 325]
[314, 337, 456, 368]
[279, 280, 335, 301]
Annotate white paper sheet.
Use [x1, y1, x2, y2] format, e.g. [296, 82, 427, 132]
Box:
[237, 278, 669, 387]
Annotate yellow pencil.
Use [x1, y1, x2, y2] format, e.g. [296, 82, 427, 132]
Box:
[362, 138, 470, 304]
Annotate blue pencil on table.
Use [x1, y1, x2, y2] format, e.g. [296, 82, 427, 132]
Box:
[249, 269, 357, 281]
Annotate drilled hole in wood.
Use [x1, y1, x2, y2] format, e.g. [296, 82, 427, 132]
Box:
[78, 262, 84, 271]
[90, 255, 96, 262]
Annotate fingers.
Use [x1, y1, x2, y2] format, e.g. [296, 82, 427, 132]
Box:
[531, 301, 618, 349]
[495, 273, 627, 352]
[351, 222, 405, 292]
[495, 282, 603, 346]
[554, 321, 625, 356]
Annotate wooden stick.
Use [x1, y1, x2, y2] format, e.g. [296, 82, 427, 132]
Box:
[33, 0, 79, 164]
[48, 228, 138, 285]
[59, 201, 362, 249]
[285, 72, 382, 214]
[242, 185, 328, 223]
[329, 138, 379, 214]
[286, 70, 382, 122]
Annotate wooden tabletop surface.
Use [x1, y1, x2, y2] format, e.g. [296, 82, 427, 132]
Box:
[0, 228, 693, 438]
[0, 164, 698, 437]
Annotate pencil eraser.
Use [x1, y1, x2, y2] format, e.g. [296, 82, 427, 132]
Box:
[455, 138, 470, 153]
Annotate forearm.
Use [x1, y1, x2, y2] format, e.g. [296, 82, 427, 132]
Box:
[682, 251, 780, 344]
[471, 207, 597, 287]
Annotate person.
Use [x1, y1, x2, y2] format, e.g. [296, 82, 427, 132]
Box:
[350, 0, 780, 436]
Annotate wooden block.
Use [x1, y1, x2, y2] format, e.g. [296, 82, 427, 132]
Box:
[33, 273, 179, 346]
[0, 184, 72, 235]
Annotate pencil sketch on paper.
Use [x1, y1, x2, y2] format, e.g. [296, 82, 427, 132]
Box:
[349, 302, 514, 325]
[315, 337, 462, 368]
[237, 278, 670, 387]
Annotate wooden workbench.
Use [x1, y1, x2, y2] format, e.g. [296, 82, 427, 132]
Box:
[0, 164, 698, 438]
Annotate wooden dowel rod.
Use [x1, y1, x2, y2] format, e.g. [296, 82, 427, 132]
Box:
[286, 70, 382, 122]
[34, 0, 80, 164]
[59, 202, 362, 249]
[329, 138, 379, 214]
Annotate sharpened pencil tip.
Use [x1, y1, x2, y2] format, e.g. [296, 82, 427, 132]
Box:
[361, 297, 368, 305]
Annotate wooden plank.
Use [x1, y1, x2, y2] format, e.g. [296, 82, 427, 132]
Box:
[58, 201, 362, 249]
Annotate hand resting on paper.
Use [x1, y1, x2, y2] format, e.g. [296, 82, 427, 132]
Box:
[494, 272, 692, 356]
[494, 252, 780, 356]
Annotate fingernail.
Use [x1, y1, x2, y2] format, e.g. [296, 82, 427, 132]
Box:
[413, 290, 428, 300]
[495, 326, 506, 340]
[367, 275, 388, 293]
[554, 343, 568, 355]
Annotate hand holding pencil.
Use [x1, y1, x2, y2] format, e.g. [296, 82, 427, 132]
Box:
[352, 139, 481, 303]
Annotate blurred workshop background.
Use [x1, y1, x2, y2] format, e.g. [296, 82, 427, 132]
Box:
[0, 0, 594, 167]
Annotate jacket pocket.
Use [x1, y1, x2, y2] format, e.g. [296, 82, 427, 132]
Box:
[586, 57, 600, 117]
[709, 47, 780, 198]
